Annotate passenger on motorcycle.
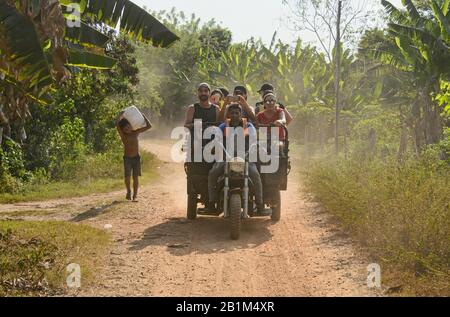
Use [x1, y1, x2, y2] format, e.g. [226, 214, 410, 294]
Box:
[219, 85, 257, 123]
[257, 93, 287, 156]
[205, 104, 265, 215]
[210, 89, 224, 107]
[184, 83, 220, 129]
[255, 83, 293, 125]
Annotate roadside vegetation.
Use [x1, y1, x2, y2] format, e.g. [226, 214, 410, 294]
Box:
[297, 1, 450, 295]
[0, 220, 111, 296]
[303, 147, 450, 296]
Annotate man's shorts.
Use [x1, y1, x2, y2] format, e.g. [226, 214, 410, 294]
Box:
[124, 155, 142, 178]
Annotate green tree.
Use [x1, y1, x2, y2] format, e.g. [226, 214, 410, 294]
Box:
[374, 0, 450, 153]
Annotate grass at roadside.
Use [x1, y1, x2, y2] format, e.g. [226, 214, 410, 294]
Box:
[302, 153, 450, 296]
[0, 151, 159, 204]
[0, 220, 111, 296]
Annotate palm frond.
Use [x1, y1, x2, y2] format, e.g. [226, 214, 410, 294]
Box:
[66, 48, 117, 69]
[60, 0, 179, 47]
[0, 0, 52, 90]
[64, 20, 110, 47]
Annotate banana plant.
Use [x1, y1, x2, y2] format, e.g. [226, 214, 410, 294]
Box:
[261, 39, 333, 106]
[373, 0, 450, 150]
[198, 41, 265, 94]
[0, 0, 179, 142]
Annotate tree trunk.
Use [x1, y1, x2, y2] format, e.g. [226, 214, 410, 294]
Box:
[334, 0, 342, 154]
[397, 122, 408, 162]
[344, 120, 348, 160]
[304, 124, 309, 158]
[368, 128, 377, 158]
[413, 85, 444, 154]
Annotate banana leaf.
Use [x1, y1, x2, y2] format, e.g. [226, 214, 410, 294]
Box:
[0, 0, 53, 90]
[64, 19, 110, 48]
[59, 0, 179, 47]
[66, 48, 117, 69]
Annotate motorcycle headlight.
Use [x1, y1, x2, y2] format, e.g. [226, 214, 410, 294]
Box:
[229, 157, 245, 174]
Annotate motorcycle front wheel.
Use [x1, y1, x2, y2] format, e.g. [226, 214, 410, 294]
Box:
[229, 193, 242, 240]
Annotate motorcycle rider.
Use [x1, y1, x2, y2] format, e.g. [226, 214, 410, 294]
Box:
[206, 104, 266, 215]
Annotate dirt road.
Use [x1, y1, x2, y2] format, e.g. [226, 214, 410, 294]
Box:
[1, 139, 378, 296]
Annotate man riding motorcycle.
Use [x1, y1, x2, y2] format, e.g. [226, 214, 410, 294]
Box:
[205, 104, 265, 215]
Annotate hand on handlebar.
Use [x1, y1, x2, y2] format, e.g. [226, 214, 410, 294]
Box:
[274, 120, 286, 128]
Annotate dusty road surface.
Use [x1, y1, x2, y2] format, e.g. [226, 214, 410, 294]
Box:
[1, 139, 379, 297]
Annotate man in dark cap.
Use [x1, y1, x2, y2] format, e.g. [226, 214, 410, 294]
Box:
[219, 87, 229, 98]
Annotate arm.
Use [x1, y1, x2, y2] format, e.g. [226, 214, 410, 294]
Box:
[277, 103, 293, 125]
[283, 108, 293, 126]
[219, 97, 232, 122]
[218, 103, 228, 122]
[274, 111, 286, 127]
[215, 105, 221, 123]
[248, 123, 258, 155]
[248, 123, 257, 140]
[238, 96, 257, 123]
[135, 114, 153, 134]
[184, 105, 195, 129]
[116, 111, 125, 136]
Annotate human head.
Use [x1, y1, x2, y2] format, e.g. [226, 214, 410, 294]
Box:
[210, 89, 224, 105]
[219, 87, 229, 98]
[264, 92, 277, 111]
[258, 83, 274, 98]
[119, 118, 132, 134]
[197, 82, 211, 102]
[227, 104, 243, 125]
[233, 85, 248, 100]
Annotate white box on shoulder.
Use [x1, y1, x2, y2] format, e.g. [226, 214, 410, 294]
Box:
[123, 106, 146, 131]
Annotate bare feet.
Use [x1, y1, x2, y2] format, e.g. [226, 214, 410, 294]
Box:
[132, 196, 138, 203]
[126, 192, 132, 201]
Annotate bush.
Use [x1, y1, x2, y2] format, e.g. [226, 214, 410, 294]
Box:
[0, 221, 110, 296]
[0, 228, 58, 296]
[0, 171, 22, 194]
[1, 138, 27, 180]
[48, 117, 87, 180]
[73, 149, 156, 182]
[304, 152, 450, 295]
[0, 140, 27, 194]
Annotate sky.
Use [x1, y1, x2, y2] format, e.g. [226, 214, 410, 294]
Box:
[134, 0, 404, 46]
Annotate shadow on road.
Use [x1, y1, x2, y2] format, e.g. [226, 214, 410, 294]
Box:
[128, 216, 274, 255]
[71, 201, 122, 222]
